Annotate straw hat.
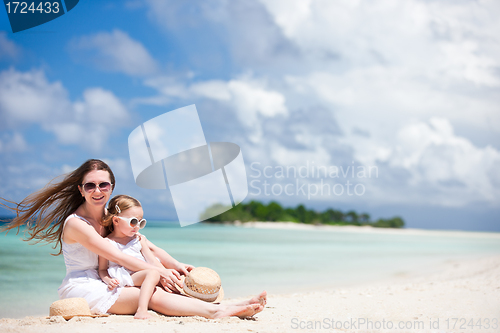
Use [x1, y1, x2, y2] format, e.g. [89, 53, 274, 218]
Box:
[49, 298, 108, 320]
[175, 267, 224, 303]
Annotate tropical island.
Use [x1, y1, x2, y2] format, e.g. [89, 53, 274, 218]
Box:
[205, 201, 405, 228]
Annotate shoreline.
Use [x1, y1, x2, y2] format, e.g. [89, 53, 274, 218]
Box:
[206, 220, 500, 238]
[1, 254, 499, 333]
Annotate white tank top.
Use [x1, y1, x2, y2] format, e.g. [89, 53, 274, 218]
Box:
[61, 213, 98, 274]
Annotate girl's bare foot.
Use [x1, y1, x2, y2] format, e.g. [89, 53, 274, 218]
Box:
[213, 303, 263, 319]
[134, 310, 152, 319]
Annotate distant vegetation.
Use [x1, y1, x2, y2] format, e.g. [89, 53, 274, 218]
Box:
[205, 201, 405, 228]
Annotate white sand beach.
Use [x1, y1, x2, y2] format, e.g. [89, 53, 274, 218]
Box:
[1, 246, 499, 332]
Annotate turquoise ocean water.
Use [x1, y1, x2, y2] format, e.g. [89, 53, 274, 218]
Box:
[1, 222, 500, 318]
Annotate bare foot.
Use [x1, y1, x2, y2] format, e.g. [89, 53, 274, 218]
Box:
[235, 291, 267, 307]
[214, 303, 263, 319]
[254, 290, 267, 306]
[134, 310, 152, 320]
[234, 304, 263, 319]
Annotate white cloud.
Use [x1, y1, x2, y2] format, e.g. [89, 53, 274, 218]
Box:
[49, 122, 86, 146]
[130, 95, 171, 107]
[143, 76, 189, 98]
[286, 65, 500, 206]
[49, 87, 128, 150]
[190, 80, 231, 101]
[0, 68, 70, 125]
[70, 29, 158, 76]
[0, 132, 27, 153]
[227, 79, 287, 118]
[0, 32, 21, 60]
[262, 0, 500, 138]
[0, 68, 129, 151]
[102, 157, 133, 183]
[241, 116, 500, 207]
[0, 161, 63, 200]
[61, 164, 77, 175]
[264, 140, 332, 169]
[440, 40, 499, 87]
[395, 118, 499, 196]
[261, 0, 500, 85]
[291, 67, 500, 140]
[143, 0, 299, 69]
[142, 75, 289, 143]
[364, 117, 500, 206]
[74, 88, 128, 124]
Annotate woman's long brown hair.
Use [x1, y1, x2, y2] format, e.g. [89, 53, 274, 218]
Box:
[0, 159, 115, 255]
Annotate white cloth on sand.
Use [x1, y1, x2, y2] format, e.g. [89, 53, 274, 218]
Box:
[57, 214, 123, 314]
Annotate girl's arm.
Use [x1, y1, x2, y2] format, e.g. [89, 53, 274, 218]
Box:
[146, 237, 194, 276]
[138, 235, 163, 268]
[63, 217, 181, 287]
[98, 255, 119, 290]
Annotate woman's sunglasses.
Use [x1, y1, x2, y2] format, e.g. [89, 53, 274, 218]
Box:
[117, 216, 147, 229]
[81, 182, 112, 193]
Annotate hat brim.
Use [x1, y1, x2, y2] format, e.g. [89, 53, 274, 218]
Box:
[175, 275, 224, 303]
[49, 298, 110, 320]
[47, 314, 109, 320]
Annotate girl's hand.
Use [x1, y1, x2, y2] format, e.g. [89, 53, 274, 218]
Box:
[107, 278, 120, 290]
[159, 269, 182, 293]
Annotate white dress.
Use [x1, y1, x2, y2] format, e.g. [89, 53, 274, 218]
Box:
[57, 214, 123, 314]
[106, 236, 146, 287]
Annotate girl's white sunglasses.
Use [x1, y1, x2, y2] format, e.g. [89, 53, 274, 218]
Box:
[117, 216, 147, 229]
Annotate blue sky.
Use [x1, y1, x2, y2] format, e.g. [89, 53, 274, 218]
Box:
[1, 0, 499, 231]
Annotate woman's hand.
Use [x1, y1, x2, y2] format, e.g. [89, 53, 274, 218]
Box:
[159, 268, 182, 293]
[175, 262, 194, 276]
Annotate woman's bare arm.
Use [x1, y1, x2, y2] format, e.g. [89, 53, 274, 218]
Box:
[139, 235, 163, 268]
[63, 217, 181, 283]
[146, 238, 194, 275]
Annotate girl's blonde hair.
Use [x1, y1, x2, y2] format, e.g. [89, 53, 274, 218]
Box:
[102, 195, 142, 235]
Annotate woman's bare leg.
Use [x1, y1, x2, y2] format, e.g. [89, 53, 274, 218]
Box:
[233, 291, 267, 307]
[131, 269, 161, 319]
[108, 286, 265, 319]
[148, 287, 263, 319]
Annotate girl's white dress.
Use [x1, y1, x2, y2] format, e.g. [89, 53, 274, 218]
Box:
[106, 236, 145, 287]
[57, 214, 123, 314]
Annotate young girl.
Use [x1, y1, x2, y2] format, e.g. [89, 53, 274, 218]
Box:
[98, 195, 161, 319]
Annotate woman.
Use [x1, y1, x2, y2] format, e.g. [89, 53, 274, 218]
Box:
[2, 159, 265, 318]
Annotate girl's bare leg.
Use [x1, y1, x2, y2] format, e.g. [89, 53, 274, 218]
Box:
[131, 269, 161, 319]
[148, 287, 263, 319]
[107, 287, 140, 315]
